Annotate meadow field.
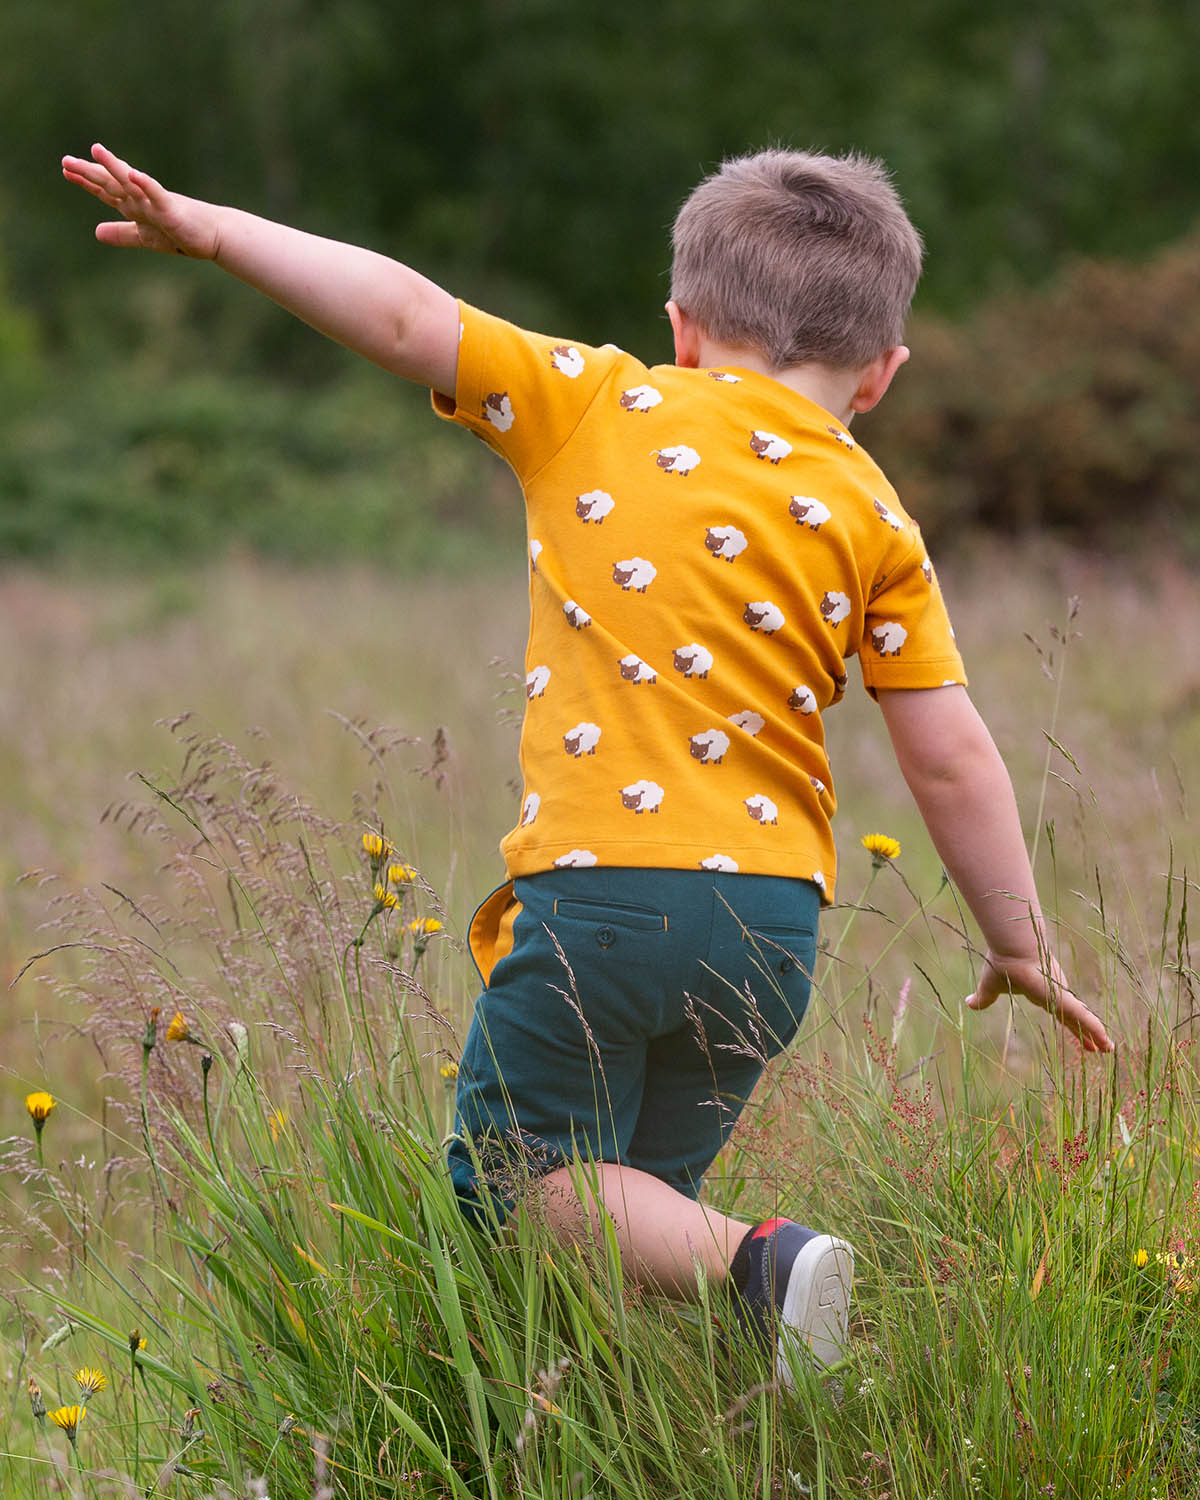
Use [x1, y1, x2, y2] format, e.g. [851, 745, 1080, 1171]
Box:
[3, 543, 1199, 1499]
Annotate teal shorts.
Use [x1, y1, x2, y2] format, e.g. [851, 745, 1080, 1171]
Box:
[447, 867, 820, 1220]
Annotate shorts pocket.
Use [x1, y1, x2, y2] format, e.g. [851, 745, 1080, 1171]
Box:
[738, 924, 816, 1053]
[551, 896, 668, 967]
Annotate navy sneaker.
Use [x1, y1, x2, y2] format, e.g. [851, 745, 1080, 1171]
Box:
[738, 1218, 854, 1382]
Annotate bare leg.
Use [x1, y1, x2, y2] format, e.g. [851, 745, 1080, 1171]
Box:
[535, 1161, 747, 1298]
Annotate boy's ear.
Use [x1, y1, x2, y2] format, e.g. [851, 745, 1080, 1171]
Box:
[848, 345, 910, 414]
[666, 300, 703, 368]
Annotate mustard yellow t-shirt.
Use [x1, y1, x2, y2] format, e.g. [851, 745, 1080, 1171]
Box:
[434, 303, 965, 905]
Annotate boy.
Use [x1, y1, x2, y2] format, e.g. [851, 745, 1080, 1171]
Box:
[63, 143, 1113, 1383]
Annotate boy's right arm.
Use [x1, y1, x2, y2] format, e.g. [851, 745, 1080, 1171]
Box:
[876, 684, 1114, 1054]
[62, 144, 460, 396]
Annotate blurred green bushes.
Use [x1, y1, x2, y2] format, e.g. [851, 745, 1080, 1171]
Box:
[863, 231, 1200, 551]
[3, 232, 1197, 565]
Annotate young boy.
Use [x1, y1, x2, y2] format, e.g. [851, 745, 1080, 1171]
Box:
[63, 143, 1113, 1383]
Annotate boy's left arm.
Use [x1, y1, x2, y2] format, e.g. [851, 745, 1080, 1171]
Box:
[877, 684, 1114, 1054]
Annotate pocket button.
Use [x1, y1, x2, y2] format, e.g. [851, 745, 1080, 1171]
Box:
[596, 925, 616, 948]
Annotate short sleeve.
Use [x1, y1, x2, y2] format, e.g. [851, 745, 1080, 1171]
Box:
[858, 531, 967, 696]
[431, 301, 625, 481]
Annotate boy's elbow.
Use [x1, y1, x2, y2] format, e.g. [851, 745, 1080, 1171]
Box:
[877, 685, 1003, 788]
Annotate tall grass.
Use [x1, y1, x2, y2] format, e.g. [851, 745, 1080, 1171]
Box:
[3, 547, 1198, 1498]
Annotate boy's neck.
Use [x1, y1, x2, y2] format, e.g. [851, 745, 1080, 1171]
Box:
[694, 338, 862, 426]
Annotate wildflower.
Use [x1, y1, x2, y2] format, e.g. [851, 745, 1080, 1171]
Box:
[27, 1378, 46, 1426]
[268, 1108, 288, 1142]
[129, 1329, 146, 1355]
[409, 917, 443, 938]
[180, 1407, 202, 1441]
[49, 1405, 86, 1443]
[166, 1011, 191, 1042]
[25, 1091, 56, 1130]
[1134, 1248, 1149, 1269]
[74, 1367, 107, 1399]
[141, 1006, 160, 1054]
[388, 862, 418, 885]
[861, 832, 901, 866]
[362, 831, 385, 859]
[373, 883, 399, 911]
[440, 1062, 459, 1082]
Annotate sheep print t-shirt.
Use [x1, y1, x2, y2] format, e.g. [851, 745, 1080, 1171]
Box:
[433, 303, 966, 916]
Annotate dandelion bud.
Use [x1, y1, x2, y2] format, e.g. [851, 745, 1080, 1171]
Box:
[278, 1413, 298, 1435]
[142, 1007, 160, 1054]
[180, 1407, 202, 1441]
[1134, 1248, 1149, 1269]
[129, 1329, 145, 1355]
[201, 1053, 213, 1077]
[27, 1378, 46, 1425]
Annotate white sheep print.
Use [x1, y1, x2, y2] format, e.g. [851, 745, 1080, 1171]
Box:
[433, 304, 966, 902]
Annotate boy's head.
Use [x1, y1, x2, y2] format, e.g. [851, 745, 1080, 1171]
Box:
[669, 148, 923, 373]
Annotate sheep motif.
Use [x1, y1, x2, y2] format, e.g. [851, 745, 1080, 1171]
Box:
[707, 371, 742, 383]
[618, 654, 657, 684]
[700, 853, 740, 870]
[832, 671, 848, 699]
[689, 728, 731, 764]
[483, 392, 514, 432]
[563, 600, 592, 630]
[921, 557, 933, 584]
[810, 776, 827, 796]
[788, 496, 832, 530]
[520, 792, 540, 826]
[563, 722, 602, 757]
[745, 793, 779, 825]
[621, 779, 665, 813]
[873, 498, 904, 531]
[576, 490, 615, 524]
[673, 643, 714, 678]
[526, 665, 551, 699]
[729, 709, 765, 736]
[652, 445, 701, 475]
[870, 621, 908, 657]
[827, 425, 855, 450]
[529, 539, 543, 572]
[555, 849, 598, 868]
[704, 525, 748, 562]
[612, 557, 657, 592]
[749, 430, 792, 465]
[820, 591, 851, 626]
[744, 601, 785, 634]
[619, 384, 663, 413]
[812, 871, 827, 894]
[550, 345, 585, 378]
[788, 685, 818, 715]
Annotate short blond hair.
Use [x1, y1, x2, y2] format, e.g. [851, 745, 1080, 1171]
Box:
[670, 148, 923, 371]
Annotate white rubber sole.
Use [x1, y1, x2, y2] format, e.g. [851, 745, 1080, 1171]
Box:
[777, 1234, 854, 1382]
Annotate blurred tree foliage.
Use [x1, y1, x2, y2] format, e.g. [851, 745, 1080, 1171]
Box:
[2, 0, 1199, 561]
[7, 0, 1199, 359]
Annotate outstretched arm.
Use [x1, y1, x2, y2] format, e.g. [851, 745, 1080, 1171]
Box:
[62, 144, 460, 396]
[876, 684, 1114, 1053]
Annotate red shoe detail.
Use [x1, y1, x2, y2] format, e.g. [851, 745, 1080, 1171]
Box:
[750, 1216, 791, 1240]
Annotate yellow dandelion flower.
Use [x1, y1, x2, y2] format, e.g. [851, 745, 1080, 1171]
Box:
[25, 1091, 56, 1129]
[440, 1062, 459, 1082]
[373, 883, 399, 910]
[861, 833, 901, 865]
[408, 917, 443, 937]
[1134, 1248, 1149, 1269]
[268, 1108, 288, 1142]
[74, 1367, 107, 1399]
[388, 862, 418, 885]
[165, 1011, 190, 1043]
[49, 1405, 86, 1442]
[363, 831, 385, 859]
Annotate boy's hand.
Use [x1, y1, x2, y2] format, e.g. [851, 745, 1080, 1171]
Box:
[966, 951, 1114, 1054]
[62, 144, 220, 260]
